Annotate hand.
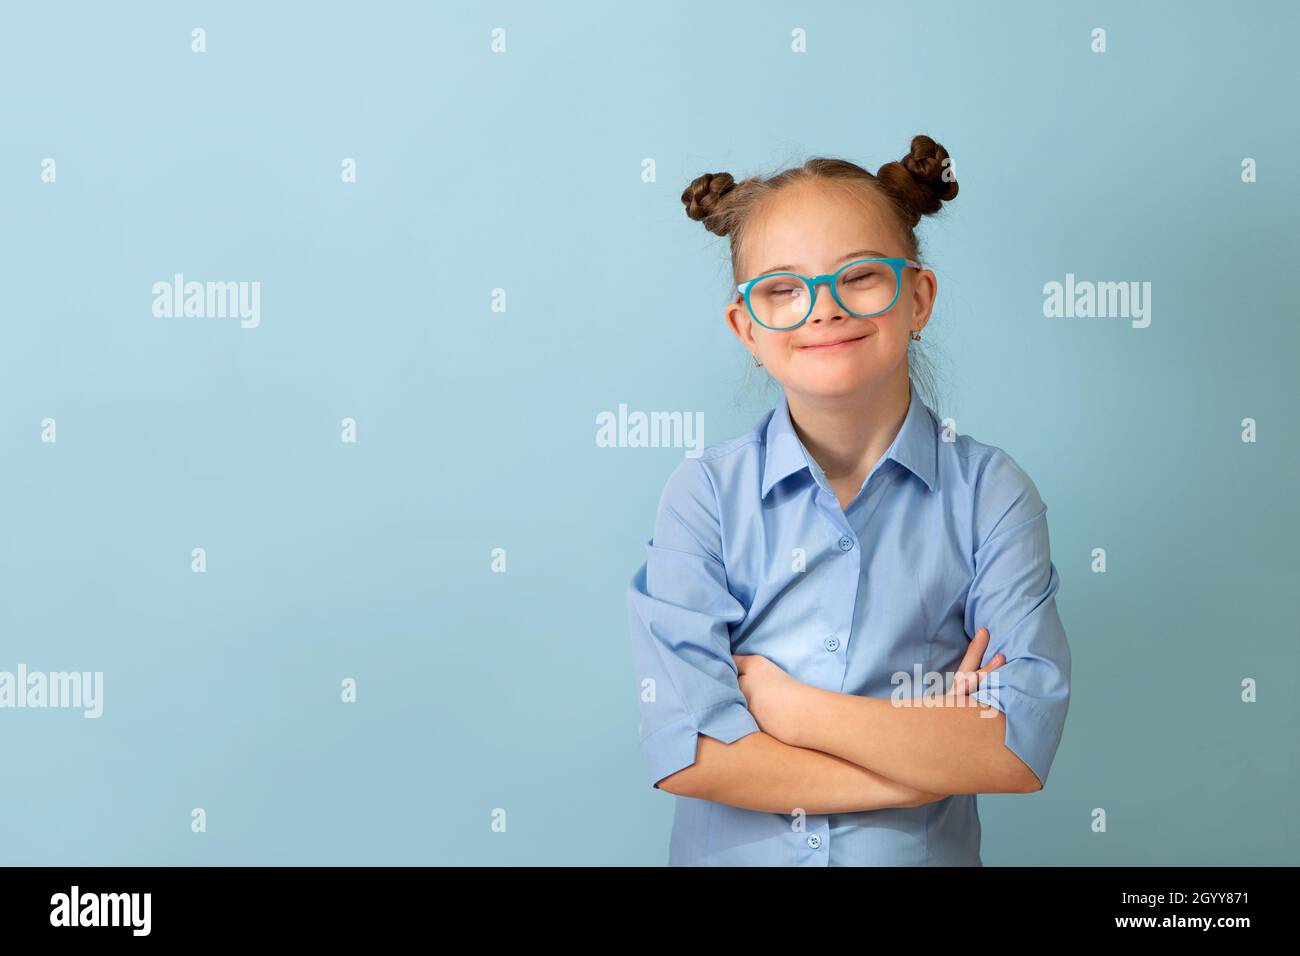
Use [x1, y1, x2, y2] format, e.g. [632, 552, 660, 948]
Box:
[893, 628, 1006, 803]
[733, 653, 810, 746]
[945, 627, 1005, 706]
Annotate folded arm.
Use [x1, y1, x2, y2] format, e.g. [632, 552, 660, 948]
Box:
[780, 689, 1039, 794]
[656, 729, 946, 813]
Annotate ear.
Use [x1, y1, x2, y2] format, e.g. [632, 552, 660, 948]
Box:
[725, 295, 757, 351]
[907, 269, 938, 332]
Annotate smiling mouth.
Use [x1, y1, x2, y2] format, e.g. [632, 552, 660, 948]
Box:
[796, 332, 871, 351]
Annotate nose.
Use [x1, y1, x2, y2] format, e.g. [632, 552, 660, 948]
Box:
[804, 277, 847, 325]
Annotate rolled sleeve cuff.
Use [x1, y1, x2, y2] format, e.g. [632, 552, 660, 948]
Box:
[971, 683, 1062, 788]
[640, 698, 761, 789]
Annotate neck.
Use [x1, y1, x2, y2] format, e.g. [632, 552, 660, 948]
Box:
[784, 370, 912, 484]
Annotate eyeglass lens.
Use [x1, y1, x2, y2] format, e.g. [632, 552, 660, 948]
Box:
[747, 261, 897, 328]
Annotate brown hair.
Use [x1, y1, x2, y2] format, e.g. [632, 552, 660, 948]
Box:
[680, 134, 959, 408]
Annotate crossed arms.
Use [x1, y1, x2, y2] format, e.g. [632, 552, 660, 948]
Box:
[655, 627, 1040, 814]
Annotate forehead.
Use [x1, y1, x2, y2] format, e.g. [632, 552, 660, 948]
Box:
[744, 181, 899, 274]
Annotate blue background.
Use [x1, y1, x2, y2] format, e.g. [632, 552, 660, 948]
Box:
[2, 0, 1296, 865]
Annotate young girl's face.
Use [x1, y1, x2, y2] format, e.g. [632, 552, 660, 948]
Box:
[725, 180, 935, 399]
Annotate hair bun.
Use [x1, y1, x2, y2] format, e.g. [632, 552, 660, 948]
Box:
[877, 134, 958, 226]
[681, 172, 738, 236]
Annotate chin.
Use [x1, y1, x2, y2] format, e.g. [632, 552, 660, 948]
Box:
[791, 374, 876, 398]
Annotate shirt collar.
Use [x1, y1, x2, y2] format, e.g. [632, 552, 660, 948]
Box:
[761, 380, 938, 500]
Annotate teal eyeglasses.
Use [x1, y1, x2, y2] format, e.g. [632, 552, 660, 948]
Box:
[735, 257, 924, 331]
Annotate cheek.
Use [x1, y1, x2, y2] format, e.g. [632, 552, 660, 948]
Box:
[871, 324, 911, 352]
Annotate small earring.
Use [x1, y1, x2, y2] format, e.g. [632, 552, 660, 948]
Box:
[910, 330, 922, 341]
[752, 353, 764, 367]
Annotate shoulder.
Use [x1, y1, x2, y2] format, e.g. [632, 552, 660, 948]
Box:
[937, 424, 1047, 545]
[653, 413, 769, 542]
[697, 411, 769, 467]
[660, 410, 768, 498]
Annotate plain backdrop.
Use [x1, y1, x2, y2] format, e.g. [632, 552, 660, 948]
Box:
[1, 0, 1296, 864]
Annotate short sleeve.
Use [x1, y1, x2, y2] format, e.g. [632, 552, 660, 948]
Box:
[965, 449, 1072, 788]
[626, 457, 760, 789]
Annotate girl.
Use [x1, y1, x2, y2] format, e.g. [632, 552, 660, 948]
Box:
[627, 135, 1071, 866]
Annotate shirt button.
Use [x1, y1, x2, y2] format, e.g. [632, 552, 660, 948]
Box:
[824, 637, 840, 652]
[838, 535, 854, 552]
[807, 834, 822, 849]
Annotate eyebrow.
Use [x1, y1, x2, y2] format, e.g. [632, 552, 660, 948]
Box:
[756, 249, 889, 277]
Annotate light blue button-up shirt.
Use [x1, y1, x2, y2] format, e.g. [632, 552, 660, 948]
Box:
[626, 379, 1071, 866]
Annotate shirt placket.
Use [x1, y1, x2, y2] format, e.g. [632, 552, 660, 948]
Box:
[792, 817, 831, 866]
[805, 462, 874, 689]
[779, 466, 857, 865]
[803, 461, 903, 864]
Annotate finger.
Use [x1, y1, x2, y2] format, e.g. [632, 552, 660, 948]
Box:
[957, 628, 989, 673]
[961, 629, 987, 665]
[972, 654, 1007, 692]
[950, 668, 977, 697]
[952, 650, 1003, 697]
[951, 658, 979, 692]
